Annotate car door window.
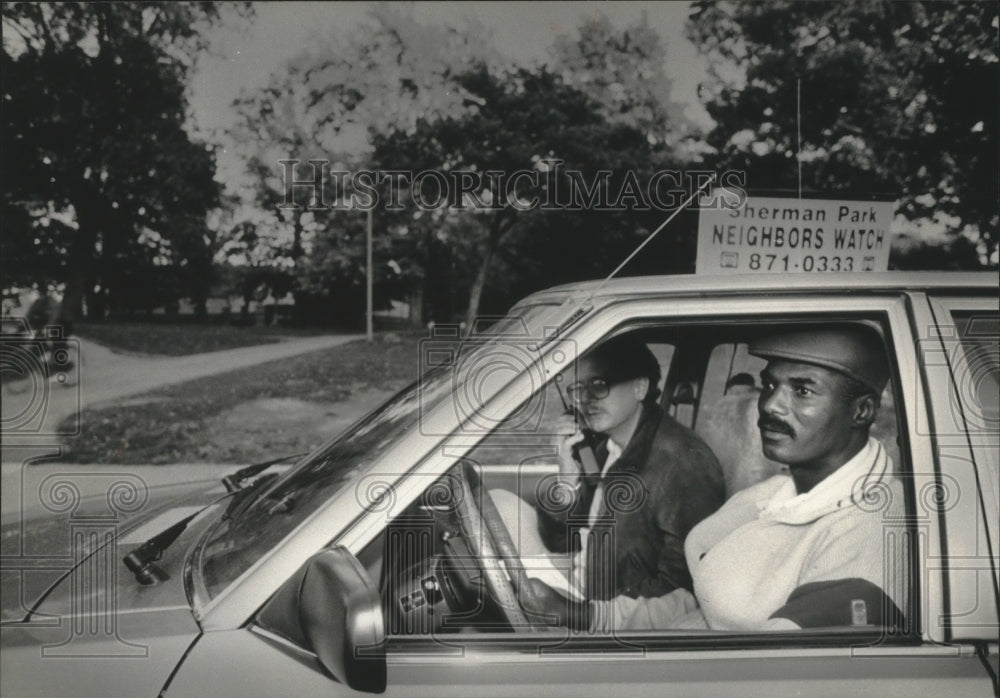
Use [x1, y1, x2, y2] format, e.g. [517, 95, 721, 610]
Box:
[333, 315, 912, 641]
[923, 302, 1000, 640]
[945, 310, 999, 478]
[251, 309, 919, 694]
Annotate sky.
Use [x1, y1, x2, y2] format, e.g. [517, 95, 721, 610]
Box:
[188, 1, 711, 141]
[185, 2, 967, 252]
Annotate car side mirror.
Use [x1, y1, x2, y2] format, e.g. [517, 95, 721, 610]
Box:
[298, 547, 386, 694]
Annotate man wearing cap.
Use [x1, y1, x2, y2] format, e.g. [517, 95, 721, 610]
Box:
[524, 324, 908, 631]
[493, 334, 725, 602]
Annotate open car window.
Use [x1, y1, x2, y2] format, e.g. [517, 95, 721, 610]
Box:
[197, 304, 560, 600]
[254, 310, 916, 660]
[265, 313, 915, 647]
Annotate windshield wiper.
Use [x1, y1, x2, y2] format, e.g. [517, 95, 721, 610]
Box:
[221, 471, 282, 521]
[221, 452, 306, 492]
[123, 453, 305, 585]
[123, 510, 201, 586]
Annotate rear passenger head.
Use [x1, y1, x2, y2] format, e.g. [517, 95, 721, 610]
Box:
[584, 335, 662, 406]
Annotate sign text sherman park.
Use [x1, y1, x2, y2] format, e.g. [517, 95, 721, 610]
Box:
[697, 197, 893, 274]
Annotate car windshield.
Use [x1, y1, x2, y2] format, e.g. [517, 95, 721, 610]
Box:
[196, 303, 564, 600]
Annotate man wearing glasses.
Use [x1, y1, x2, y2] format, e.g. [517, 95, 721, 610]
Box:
[496, 334, 725, 601]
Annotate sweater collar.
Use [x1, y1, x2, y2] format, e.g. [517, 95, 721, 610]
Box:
[760, 437, 892, 524]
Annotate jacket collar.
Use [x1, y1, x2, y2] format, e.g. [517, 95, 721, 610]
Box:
[595, 403, 663, 477]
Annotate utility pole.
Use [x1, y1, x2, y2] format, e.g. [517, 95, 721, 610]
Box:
[366, 206, 373, 342]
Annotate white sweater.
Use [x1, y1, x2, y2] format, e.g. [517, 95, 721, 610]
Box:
[591, 438, 908, 632]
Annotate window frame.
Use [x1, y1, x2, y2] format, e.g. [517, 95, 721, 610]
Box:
[326, 292, 935, 650]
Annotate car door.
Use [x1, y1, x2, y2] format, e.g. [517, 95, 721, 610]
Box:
[165, 291, 998, 697]
[918, 295, 999, 647]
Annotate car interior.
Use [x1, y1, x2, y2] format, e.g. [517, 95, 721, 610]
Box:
[256, 315, 908, 645]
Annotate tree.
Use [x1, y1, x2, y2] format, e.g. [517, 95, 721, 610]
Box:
[215, 221, 291, 323]
[228, 64, 407, 327]
[687, 0, 998, 265]
[225, 66, 327, 317]
[372, 65, 672, 328]
[891, 234, 986, 271]
[550, 12, 690, 145]
[223, 4, 508, 327]
[231, 8, 696, 328]
[2, 3, 247, 319]
[291, 3, 501, 145]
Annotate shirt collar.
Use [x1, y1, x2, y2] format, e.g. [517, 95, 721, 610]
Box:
[602, 439, 623, 477]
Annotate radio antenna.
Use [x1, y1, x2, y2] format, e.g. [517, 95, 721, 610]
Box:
[544, 174, 717, 344]
[797, 77, 803, 199]
[588, 175, 715, 300]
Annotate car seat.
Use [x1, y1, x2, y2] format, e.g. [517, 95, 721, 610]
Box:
[696, 381, 901, 499]
[695, 383, 786, 498]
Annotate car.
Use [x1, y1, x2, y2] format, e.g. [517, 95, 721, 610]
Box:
[2, 271, 998, 696]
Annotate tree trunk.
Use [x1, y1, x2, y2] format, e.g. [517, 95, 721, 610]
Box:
[63, 199, 102, 323]
[189, 255, 211, 320]
[193, 295, 208, 319]
[291, 210, 305, 262]
[240, 289, 253, 324]
[407, 224, 437, 328]
[464, 216, 510, 334]
[86, 285, 106, 321]
[407, 278, 424, 328]
[465, 248, 493, 334]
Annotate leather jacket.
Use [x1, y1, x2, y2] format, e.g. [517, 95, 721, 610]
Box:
[539, 404, 725, 600]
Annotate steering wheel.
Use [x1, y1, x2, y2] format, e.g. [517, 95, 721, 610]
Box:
[449, 462, 545, 631]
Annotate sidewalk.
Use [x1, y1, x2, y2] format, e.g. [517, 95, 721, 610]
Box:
[1, 332, 363, 471]
[3, 334, 363, 444]
[2, 333, 367, 519]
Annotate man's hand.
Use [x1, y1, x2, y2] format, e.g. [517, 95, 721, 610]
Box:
[554, 412, 587, 486]
[522, 578, 591, 628]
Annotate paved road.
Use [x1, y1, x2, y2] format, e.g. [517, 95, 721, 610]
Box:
[1, 333, 363, 517]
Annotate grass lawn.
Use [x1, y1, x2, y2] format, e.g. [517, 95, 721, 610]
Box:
[59, 332, 424, 464]
[74, 321, 331, 356]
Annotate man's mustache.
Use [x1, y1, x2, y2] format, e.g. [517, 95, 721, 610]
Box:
[758, 417, 794, 436]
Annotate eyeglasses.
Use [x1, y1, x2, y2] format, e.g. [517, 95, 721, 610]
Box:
[566, 377, 617, 403]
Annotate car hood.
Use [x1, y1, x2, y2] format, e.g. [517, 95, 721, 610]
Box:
[1, 478, 234, 697]
[0, 602, 200, 698]
[1, 477, 227, 624]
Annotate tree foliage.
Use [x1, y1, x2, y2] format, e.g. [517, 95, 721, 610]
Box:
[371, 65, 677, 326]
[687, 0, 999, 264]
[222, 5, 501, 326]
[2, 2, 247, 319]
[290, 3, 501, 145]
[551, 13, 690, 145]
[225, 65, 324, 307]
[231, 9, 691, 327]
